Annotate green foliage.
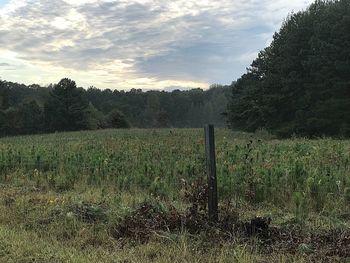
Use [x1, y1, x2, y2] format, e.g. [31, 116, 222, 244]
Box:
[18, 101, 43, 134]
[0, 81, 9, 110]
[227, 0, 350, 137]
[106, 109, 130, 129]
[85, 102, 106, 130]
[44, 78, 90, 132]
[292, 192, 308, 224]
[0, 128, 348, 216]
[344, 187, 350, 203]
[0, 78, 230, 136]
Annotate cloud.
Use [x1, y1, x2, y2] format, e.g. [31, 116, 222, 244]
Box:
[0, 62, 11, 67]
[0, 61, 22, 71]
[0, 0, 314, 89]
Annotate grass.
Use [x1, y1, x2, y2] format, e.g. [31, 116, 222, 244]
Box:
[0, 185, 299, 263]
[0, 128, 349, 262]
[1, 225, 310, 263]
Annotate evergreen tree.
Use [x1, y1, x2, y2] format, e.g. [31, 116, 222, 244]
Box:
[44, 78, 89, 132]
[227, 0, 350, 137]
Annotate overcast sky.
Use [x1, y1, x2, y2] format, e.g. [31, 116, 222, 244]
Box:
[0, 0, 313, 90]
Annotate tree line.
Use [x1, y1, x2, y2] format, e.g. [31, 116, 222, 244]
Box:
[227, 0, 350, 137]
[0, 78, 229, 136]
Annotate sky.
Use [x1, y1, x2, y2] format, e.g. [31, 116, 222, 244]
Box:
[0, 0, 314, 90]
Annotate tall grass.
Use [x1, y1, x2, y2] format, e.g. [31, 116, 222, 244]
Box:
[0, 129, 349, 215]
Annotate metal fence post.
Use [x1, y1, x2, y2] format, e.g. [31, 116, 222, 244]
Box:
[204, 124, 218, 222]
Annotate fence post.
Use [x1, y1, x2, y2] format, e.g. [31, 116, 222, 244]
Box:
[204, 124, 218, 222]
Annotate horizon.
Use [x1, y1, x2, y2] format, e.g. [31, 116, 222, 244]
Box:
[0, 0, 313, 90]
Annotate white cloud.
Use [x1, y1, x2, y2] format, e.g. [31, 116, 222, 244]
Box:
[0, 0, 314, 89]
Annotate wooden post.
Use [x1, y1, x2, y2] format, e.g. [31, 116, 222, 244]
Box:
[204, 124, 218, 222]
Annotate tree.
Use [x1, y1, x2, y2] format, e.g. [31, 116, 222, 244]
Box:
[106, 109, 130, 129]
[0, 77, 231, 135]
[85, 102, 106, 130]
[19, 101, 43, 134]
[227, 0, 350, 137]
[2, 107, 22, 135]
[44, 78, 89, 132]
[0, 81, 9, 110]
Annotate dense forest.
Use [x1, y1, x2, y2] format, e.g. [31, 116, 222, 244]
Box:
[227, 0, 350, 137]
[0, 78, 230, 136]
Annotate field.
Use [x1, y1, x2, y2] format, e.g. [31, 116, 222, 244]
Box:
[0, 128, 349, 262]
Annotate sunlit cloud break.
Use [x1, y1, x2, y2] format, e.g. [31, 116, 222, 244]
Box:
[0, 0, 314, 90]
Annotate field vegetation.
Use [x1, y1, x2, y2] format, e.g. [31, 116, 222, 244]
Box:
[0, 128, 349, 262]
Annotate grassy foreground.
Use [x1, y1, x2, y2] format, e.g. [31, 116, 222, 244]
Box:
[0, 129, 349, 262]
